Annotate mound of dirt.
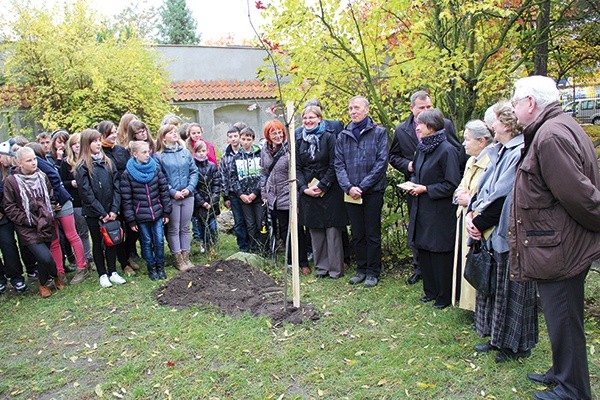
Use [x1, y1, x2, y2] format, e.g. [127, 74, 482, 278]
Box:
[155, 259, 319, 325]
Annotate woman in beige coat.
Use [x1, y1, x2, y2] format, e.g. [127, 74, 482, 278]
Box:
[452, 120, 493, 310]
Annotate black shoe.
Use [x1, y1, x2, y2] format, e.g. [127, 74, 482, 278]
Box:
[316, 273, 328, 279]
[11, 280, 27, 293]
[406, 273, 422, 285]
[147, 265, 159, 281]
[0, 280, 6, 293]
[433, 303, 450, 309]
[420, 296, 435, 303]
[533, 389, 562, 400]
[527, 373, 555, 386]
[495, 348, 531, 363]
[474, 342, 497, 352]
[364, 275, 378, 287]
[64, 263, 77, 273]
[27, 271, 39, 281]
[348, 273, 366, 285]
[156, 265, 167, 280]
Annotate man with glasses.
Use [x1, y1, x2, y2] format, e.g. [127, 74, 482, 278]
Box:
[509, 75, 599, 400]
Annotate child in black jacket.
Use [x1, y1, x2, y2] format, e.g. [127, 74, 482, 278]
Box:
[193, 140, 221, 253]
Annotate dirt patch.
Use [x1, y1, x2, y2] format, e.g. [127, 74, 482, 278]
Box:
[155, 259, 319, 325]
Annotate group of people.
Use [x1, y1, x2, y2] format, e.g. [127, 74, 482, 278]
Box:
[0, 75, 597, 400]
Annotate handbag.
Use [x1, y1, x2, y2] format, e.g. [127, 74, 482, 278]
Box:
[99, 219, 124, 247]
[464, 240, 496, 296]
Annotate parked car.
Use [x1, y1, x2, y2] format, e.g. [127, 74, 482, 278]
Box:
[563, 97, 600, 125]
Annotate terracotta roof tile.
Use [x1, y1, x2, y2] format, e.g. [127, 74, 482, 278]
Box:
[170, 80, 276, 102]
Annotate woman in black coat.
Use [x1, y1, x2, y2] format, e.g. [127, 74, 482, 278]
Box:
[406, 109, 461, 308]
[297, 106, 348, 279]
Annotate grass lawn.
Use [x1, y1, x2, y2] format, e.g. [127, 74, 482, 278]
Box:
[1, 234, 598, 399]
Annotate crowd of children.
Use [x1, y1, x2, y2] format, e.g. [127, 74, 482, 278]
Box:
[0, 114, 265, 297]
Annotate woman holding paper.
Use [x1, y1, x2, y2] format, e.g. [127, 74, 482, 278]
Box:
[406, 108, 461, 309]
[296, 106, 347, 279]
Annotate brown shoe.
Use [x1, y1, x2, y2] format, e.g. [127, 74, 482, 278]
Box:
[37, 282, 52, 298]
[128, 258, 141, 271]
[123, 265, 136, 277]
[301, 267, 311, 276]
[54, 273, 66, 290]
[70, 268, 90, 285]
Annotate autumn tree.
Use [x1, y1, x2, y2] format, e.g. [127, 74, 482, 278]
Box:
[1, 0, 173, 134]
[157, 0, 200, 45]
[111, 1, 160, 42]
[258, 0, 593, 131]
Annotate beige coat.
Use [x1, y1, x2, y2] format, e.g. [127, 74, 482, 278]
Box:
[452, 152, 490, 311]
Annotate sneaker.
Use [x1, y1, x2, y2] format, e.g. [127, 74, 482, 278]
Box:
[0, 280, 6, 293]
[27, 271, 39, 281]
[12, 280, 27, 293]
[87, 258, 97, 271]
[364, 275, 378, 288]
[348, 273, 366, 285]
[109, 272, 126, 285]
[70, 268, 90, 285]
[200, 243, 206, 253]
[63, 263, 77, 273]
[99, 274, 112, 288]
[123, 265, 136, 277]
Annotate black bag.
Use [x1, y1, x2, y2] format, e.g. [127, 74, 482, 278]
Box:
[99, 219, 124, 247]
[464, 240, 496, 296]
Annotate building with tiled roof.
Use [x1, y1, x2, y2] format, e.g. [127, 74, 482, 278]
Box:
[154, 45, 279, 149]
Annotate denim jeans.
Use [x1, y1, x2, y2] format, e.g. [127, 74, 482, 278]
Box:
[198, 216, 217, 245]
[138, 220, 165, 267]
[229, 196, 249, 251]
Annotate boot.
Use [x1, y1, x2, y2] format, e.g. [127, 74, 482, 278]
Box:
[128, 257, 141, 271]
[54, 273, 66, 291]
[156, 264, 167, 280]
[37, 282, 52, 298]
[182, 250, 194, 270]
[147, 265, 159, 281]
[174, 253, 189, 272]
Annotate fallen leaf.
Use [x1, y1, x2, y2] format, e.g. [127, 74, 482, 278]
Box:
[416, 382, 435, 389]
[112, 392, 124, 399]
[166, 361, 175, 367]
[187, 281, 192, 288]
[377, 379, 387, 386]
[94, 384, 103, 397]
[317, 389, 324, 397]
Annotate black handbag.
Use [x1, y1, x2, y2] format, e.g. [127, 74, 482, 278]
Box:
[464, 240, 496, 296]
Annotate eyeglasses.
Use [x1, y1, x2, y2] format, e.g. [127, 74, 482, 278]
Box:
[270, 130, 284, 137]
[511, 96, 529, 107]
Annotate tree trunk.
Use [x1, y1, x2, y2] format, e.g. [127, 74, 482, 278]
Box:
[533, 0, 551, 76]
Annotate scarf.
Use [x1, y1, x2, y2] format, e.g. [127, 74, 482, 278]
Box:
[266, 142, 282, 157]
[101, 139, 115, 149]
[126, 157, 157, 184]
[165, 142, 180, 151]
[417, 130, 447, 154]
[13, 170, 53, 226]
[351, 117, 370, 140]
[302, 122, 325, 160]
[91, 153, 104, 162]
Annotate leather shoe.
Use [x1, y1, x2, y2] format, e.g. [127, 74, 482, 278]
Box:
[495, 348, 530, 363]
[348, 273, 366, 285]
[420, 296, 434, 303]
[527, 373, 555, 386]
[363, 275, 378, 287]
[433, 303, 450, 309]
[406, 273, 422, 285]
[533, 389, 562, 400]
[474, 342, 497, 352]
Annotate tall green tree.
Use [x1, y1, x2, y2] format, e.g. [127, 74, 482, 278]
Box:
[1, 0, 173, 134]
[158, 0, 200, 45]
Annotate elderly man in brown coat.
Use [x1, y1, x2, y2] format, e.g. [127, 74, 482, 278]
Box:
[509, 75, 600, 400]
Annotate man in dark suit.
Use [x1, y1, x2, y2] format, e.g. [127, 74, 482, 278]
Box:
[389, 91, 465, 285]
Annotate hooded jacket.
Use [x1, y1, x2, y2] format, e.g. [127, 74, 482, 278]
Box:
[230, 144, 262, 199]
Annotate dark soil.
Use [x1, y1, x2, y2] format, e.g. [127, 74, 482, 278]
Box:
[155, 259, 319, 325]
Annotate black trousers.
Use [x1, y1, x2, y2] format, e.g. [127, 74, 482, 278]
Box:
[86, 218, 118, 277]
[272, 209, 308, 267]
[537, 267, 592, 400]
[419, 249, 453, 306]
[26, 242, 57, 286]
[345, 191, 383, 278]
